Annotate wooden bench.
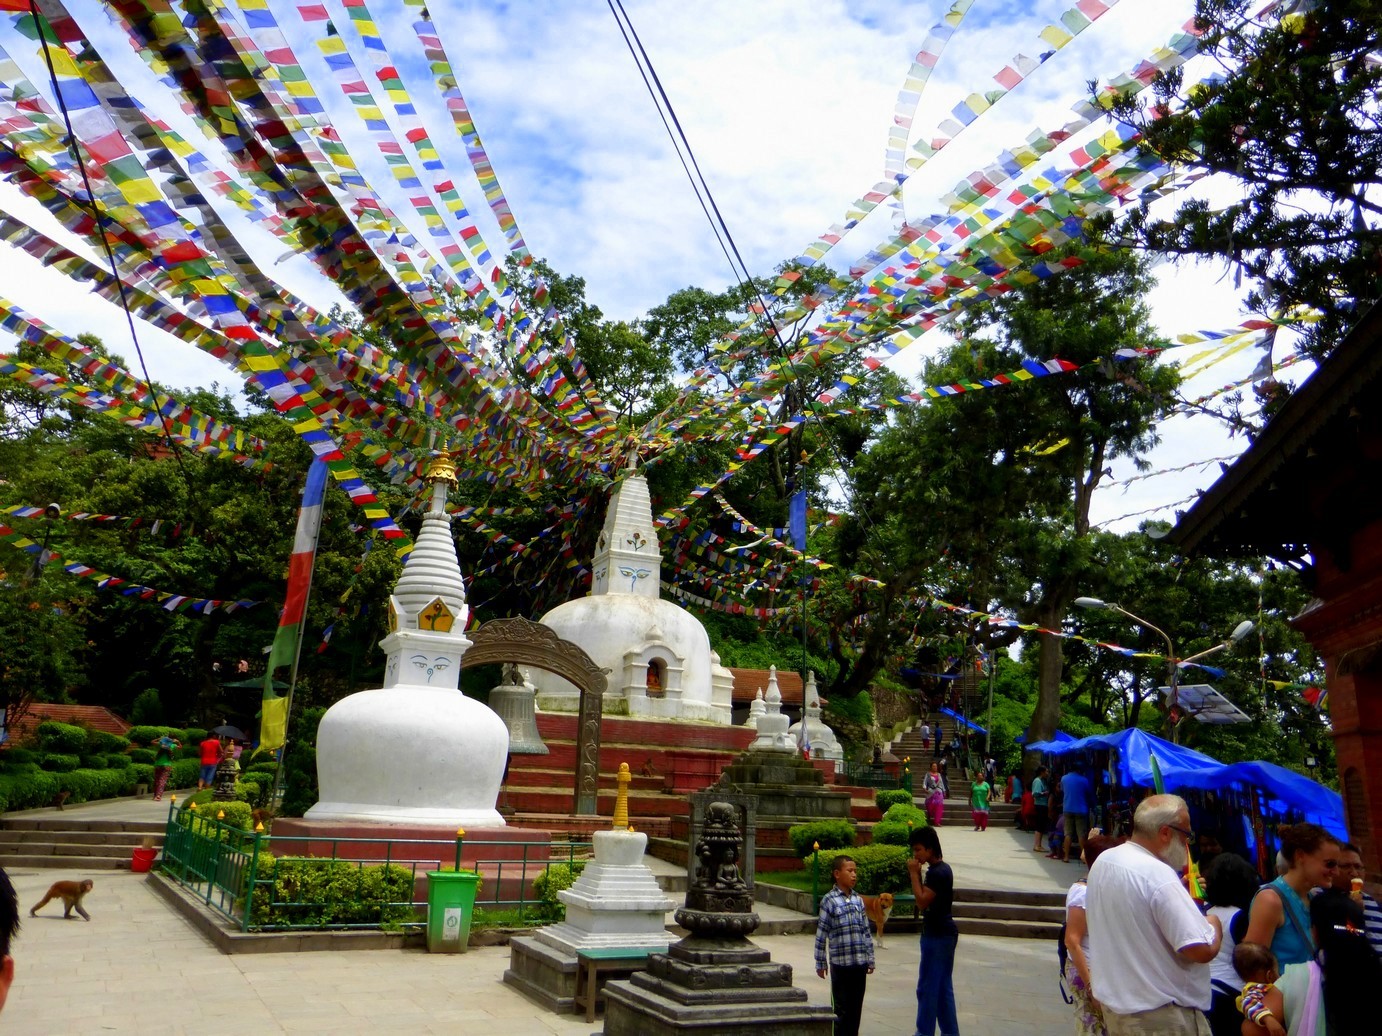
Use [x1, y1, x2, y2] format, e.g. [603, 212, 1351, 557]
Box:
[573, 947, 654, 1022]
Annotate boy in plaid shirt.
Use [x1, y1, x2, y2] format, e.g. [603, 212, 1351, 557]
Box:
[814, 855, 875, 1036]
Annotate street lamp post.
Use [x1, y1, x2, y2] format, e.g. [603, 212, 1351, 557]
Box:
[1074, 597, 1253, 743]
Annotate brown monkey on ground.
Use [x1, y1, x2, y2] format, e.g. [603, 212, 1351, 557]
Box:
[29, 879, 93, 921]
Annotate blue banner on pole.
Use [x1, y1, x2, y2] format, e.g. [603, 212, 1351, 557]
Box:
[789, 490, 807, 552]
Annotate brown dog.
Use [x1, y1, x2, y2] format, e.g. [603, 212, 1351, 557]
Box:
[861, 891, 894, 947]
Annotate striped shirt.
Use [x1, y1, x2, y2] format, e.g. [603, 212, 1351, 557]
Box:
[814, 886, 875, 971]
[1364, 892, 1382, 959]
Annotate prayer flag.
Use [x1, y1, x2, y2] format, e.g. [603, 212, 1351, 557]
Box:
[789, 489, 807, 552]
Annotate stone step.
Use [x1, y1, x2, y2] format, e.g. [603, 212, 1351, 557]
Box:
[0, 840, 155, 859]
[0, 853, 133, 870]
[0, 829, 165, 847]
[952, 902, 1066, 924]
[0, 818, 166, 834]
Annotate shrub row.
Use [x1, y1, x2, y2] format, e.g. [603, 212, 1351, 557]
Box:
[872, 802, 929, 846]
[875, 789, 914, 811]
[244, 858, 417, 930]
[529, 861, 588, 921]
[787, 819, 856, 858]
[807, 844, 910, 895]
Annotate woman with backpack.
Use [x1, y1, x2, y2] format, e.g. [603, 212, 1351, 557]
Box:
[1062, 831, 1123, 1035]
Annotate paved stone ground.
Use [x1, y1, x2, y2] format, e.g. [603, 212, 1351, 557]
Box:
[2, 798, 1080, 1033]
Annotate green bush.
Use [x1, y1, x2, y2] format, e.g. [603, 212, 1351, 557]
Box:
[170, 758, 201, 788]
[872, 803, 929, 846]
[57, 768, 131, 803]
[184, 797, 254, 832]
[126, 726, 186, 746]
[129, 763, 155, 787]
[1, 748, 37, 767]
[39, 753, 80, 773]
[875, 789, 913, 811]
[104, 753, 134, 770]
[79, 755, 108, 770]
[184, 728, 209, 744]
[0, 769, 61, 811]
[808, 844, 910, 895]
[788, 820, 855, 857]
[129, 688, 164, 725]
[36, 721, 88, 754]
[244, 858, 417, 930]
[89, 731, 131, 754]
[178, 744, 202, 760]
[129, 748, 156, 765]
[245, 761, 278, 777]
[530, 861, 588, 920]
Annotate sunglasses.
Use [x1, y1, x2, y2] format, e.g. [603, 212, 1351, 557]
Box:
[1166, 824, 1194, 841]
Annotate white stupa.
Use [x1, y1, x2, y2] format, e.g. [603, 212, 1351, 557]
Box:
[788, 671, 844, 768]
[748, 666, 795, 752]
[743, 688, 766, 728]
[529, 467, 733, 724]
[306, 455, 509, 826]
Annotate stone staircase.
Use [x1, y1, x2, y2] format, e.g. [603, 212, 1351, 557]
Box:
[892, 716, 1018, 827]
[889, 886, 1065, 940]
[0, 816, 166, 870]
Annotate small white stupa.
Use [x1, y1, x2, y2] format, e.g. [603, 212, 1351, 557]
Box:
[742, 688, 766, 729]
[530, 465, 732, 723]
[747, 666, 794, 752]
[307, 455, 509, 826]
[788, 671, 844, 768]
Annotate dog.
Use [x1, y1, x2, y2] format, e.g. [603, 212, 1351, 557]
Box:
[861, 891, 895, 947]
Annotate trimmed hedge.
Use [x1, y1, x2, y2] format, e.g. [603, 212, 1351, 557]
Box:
[0, 770, 61, 812]
[36, 721, 88, 754]
[39, 753, 80, 773]
[128, 748, 156, 765]
[184, 728, 209, 744]
[807, 844, 910, 895]
[58, 768, 134, 803]
[875, 789, 913, 811]
[788, 819, 855, 858]
[872, 802, 930, 846]
[79, 755, 108, 770]
[89, 731, 131, 754]
[244, 858, 417, 930]
[1, 748, 37, 766]
[127, 725, 187, 745]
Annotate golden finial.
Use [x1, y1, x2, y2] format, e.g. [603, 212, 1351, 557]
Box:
[613, 762, 631, 831]
[217, 809, 226, 820]
[426, 454, 458, 486]
[189, 802, 198, 811]
[456, 827, 465, 838]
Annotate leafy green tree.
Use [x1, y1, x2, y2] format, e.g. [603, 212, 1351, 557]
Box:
[1103, 0, 1382, 358]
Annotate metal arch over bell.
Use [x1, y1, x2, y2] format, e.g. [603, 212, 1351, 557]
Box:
[488, 664, 549, 755]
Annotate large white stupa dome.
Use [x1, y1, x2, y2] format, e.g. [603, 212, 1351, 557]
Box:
[529, 473, 733, 724]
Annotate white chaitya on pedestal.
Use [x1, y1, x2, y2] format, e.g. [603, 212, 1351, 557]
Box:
[534, 767, 673, 954]
[748, 666, 795, 752]
[789, 671, 844, 768]
[742, 688, 766, 729]
[306, 456, 509, 826]
[530, 470, 730, 724]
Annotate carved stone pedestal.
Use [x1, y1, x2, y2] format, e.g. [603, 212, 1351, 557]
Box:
[601, 800, 834, 1035]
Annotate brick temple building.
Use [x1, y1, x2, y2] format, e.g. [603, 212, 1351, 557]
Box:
[1170, 304, 1382, 878]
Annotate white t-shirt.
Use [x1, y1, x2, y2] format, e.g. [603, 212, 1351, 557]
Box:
[1086, 841, 1216, 1014]
[1206, 905, 1241, 992]
[1065, 881, 1090, 964]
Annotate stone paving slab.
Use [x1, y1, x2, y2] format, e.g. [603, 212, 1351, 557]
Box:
[1, 867, 1073, 1035]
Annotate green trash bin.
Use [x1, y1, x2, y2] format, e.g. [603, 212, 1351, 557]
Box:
[425, 870, 481, 953]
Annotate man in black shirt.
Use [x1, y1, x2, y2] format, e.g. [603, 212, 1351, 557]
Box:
[907, 826, 959, 1036]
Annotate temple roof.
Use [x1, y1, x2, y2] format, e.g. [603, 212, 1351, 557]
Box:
[7, 704, 131, 743]
[1167, 304, 1382, 569]
[728, 667, 804, 705]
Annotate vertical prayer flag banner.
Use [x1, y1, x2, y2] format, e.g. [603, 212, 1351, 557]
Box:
[259, 458, 329, 753]
[789, 490, 808, 552]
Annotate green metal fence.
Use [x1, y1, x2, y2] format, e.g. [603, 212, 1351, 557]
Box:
[840, 762, 903, 789]
[159, 802, 589, 932]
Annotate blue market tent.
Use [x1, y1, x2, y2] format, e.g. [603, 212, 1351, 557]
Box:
[937, 707, 987, 735]
[1016, 729, 1076, 746]
[1170, 760, 1346, 841]
[1026, 728, 1219, 787]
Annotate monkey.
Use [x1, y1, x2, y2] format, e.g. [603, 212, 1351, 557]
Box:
[639, 757, 657, 778]
[29, 879, 93, 921]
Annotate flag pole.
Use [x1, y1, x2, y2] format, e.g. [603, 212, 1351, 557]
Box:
[264, 457, 330, 812]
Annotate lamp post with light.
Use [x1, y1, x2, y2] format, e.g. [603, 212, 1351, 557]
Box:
[1074, 597, 1254, 743]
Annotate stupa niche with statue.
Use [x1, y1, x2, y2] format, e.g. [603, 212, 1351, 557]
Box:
[274, 455, 547, 863]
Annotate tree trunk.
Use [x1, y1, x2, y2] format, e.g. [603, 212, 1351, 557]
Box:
[1023, 601, 1066, 780]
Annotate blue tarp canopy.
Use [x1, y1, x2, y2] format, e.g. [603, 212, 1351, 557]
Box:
[1016, 729, 1076, 746]
[1025, 728, 1219, 787]
[1026, 728, 1346, 838]
[1170, 760, 1347, 841]
[937, 707, 986, 735]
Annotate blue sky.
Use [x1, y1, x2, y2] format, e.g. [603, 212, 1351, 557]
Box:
[0, 0, 1305, 529]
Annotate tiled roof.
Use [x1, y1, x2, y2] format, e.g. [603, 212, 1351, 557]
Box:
[7, 704, 132, 743]
[728, 667, 804, 705]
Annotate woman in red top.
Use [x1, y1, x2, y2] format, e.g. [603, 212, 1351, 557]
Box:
[198, 736, 223, 790]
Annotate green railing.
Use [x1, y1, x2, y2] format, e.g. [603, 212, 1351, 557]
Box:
[840, 762, 903, 790]
[159, 802, 589, 932]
